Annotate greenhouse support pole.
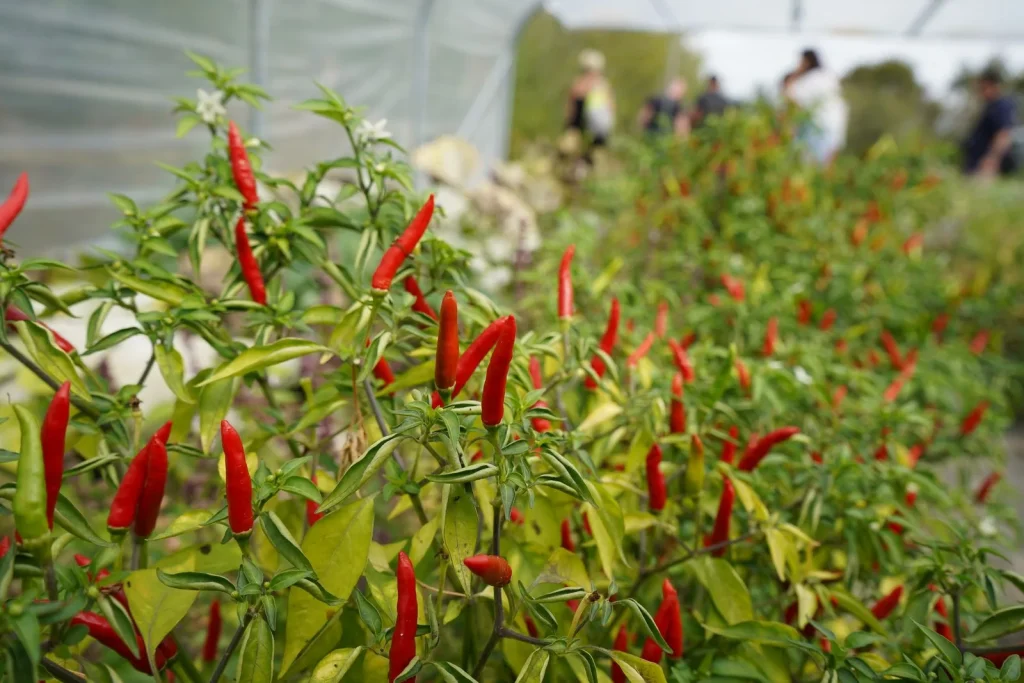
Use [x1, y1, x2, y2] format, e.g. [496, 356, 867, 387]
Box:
[648, 0, 682, 87]
[249, 0, 271, 137]
[906, 0, 946, 35]
[411, 0, 435, 187]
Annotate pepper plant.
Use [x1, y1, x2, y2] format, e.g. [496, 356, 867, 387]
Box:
[0, 54, 1023, 683]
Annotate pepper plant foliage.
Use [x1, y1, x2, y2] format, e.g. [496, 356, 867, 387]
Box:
[0, 55, 1021, 683]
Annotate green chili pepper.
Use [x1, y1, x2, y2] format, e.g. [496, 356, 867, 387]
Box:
[13, 405, 50, 559]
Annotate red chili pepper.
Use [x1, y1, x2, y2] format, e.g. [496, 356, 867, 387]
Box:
[403, 276, 438, 320]
[4, 306, 76, 354]
[720, 274, 745, 302]
[431, 316, 509, 407]
[307, 473, 324, 527]
[655, 301, 668, 338]
[560, 519, 575, 552]
[227, 121, 259, 209]
[234, 218, 267, 305]
[107, 442, 152, 534]
[908, 443, 924, 468]
[961, 400, 989, 436]
[70, 611, 166, 674]
[871, 585, 903, 619]
[873, 443, 888, 462]
[734, 358, 751, 395]
[902, 348, 919, 374]
[646, 444, 666, 512]
[738, 427, 800, 472]
[970, 329, 990, 355]
[670, 372, 686, 434]
[641, 580, 682, 662]
[583, 512, 593, 536]
[0, 535, 10, 559]
[981, 649, 1024, 667]
[762, 317, 778, 357]
[720, 426, 738, 465]
[434, 290, 459, 398]
[389, 551, 418, 683]
[932, 313, 949, 342]
[0, 172, 29, 242]
[41, 381, 70, 530]
[667, 339, 695, 383]
[481, 316, 516, 427]
[221, 420, 254, 536]
[133, 436, 168, 538]
[811, 451, 823, 464]
[834, 339, 848, 354]
[626, 332, 655, 368]
[932, 590, 954, 642]
[797, 299, 812, 325]
[832, 385, 847, 412]
[463, 555, 512, 587]
[975, 472, 1001, 503]
[819, 309, 837, 331]
[558, 245, 575, 320]
[703, 477, 734, 556]
[509, 507, 524, 525]
[680, 332, 697, 349]
[611, 624, 629, 683]
[372, 195, 435, 293]
[528, 356, 552, 432]
[202, 599, 222, 663]
[880, 330, 902, 369]
[524, 615, 539, 638]
[585, 298, 620, 390]
[883, 374, 908, 403]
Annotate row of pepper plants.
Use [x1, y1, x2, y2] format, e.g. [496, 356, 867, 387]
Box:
[0, 56, 1021, 683]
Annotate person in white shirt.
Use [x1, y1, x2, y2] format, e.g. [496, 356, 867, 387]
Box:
[785, 49, 848, 165]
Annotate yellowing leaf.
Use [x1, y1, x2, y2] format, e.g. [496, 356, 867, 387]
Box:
[515, 649, 551, 683]
[609, 651, 667, 683]
[623, 513, 658, 534]
[108, 268, 189, 306]
[310, 647, 365, 683]
[13, 321, 88, 397]
[150, 509, 216, 540]
[689, 556, 753, 625]
[378, 361, 435, 396]
[198, 376, 238, 453]
[197, 338, 331, 387]
[795, 583, 816, 629]
[124, 553, 197, 664]
[442, 486, 479, 595]
[409, 516, 439, 567]
[281, 496, 375, 676]
[534, 548, 590, 589]
[237, 615, 274, 683]
[731, 476, 769, 521]
[155, 344, 194, 404]
[577, 401, 622, 433]
[764, 528, 789, 581]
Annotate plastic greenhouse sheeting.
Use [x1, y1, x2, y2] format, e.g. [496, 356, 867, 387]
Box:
[2, 0, 1024, 254]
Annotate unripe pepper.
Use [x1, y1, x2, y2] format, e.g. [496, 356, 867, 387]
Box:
[667, 338, 695, 383]
[611, 624, 629, 683]
[434, 290, 459, 398]
[221, 420, 254, 536]
[234, 218, 267, 305]
[42, 381, 71, 529]
[432, 316, 509, 407]
[558, 245, 575, 321]
[227, 121, 259, 209]
[13, 405, 48, 553]
[684, 435, 705, 496]
[970, 329, 989, 355]
[0, 172, 29, 242]
[70, 611, 166, 674]
[389, 551, 418, 683]
[203, 599, 222, 663]
[720, 426, 738, 465]
[4, 306, 75, 354]
[403, 276, 437, 320]
[585, 297, 620, 389]
[734, 358, 751, 395]
[655, 301, 668, 338]
[463, 555, 512, 587]
[372, 195, 435, 293]
[704, 477, 734, 555]
[646, 444, 666, 512]
[560, 519, 575, 551]
[738, 427, 800, 472]
[627, 332, 656, 369]
[871, 585, 903, 619]
[133, 436, 168, 538]
[880, 330, 902, 369]
[528, 356, 552, 432]
[481, 316, 516, 427]
[960, 400, 989, 436]
[975, 472, 1001, 503]
[762, 317, 778, 357]
[107, 442, 151, 534]
[669, 372, 686, 434]
[819, 309, 837, 331]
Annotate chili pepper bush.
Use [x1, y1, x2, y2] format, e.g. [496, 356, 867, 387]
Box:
[0, 56, 1022, 683]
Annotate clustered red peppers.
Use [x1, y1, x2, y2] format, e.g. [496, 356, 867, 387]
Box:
[106, 423, 172, 536]
[640, 579, 682, 662]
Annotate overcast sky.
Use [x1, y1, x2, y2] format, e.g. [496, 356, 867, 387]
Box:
[689, 30, 1024, 99]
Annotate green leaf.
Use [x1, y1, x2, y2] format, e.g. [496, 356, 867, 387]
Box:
[515, 649, 551, 683]
[197, 338, 331, 387]
[97, 593, 142, 658]
[280, 476, 322, 503]
[268, 569, 313, 592]
[442, 486, 480, 595]
[530, 586, 589, 604]
[829, 588, 887, 635]
[107, 268, 189, 306]
[155, 344, 195, 403]
[702, 620, 802, 648]
[615, 598, 670, 654]
[965, 606, 1024, 643]
[427, 463, 498, 484]
[54, 493, 114, 547]
[124, 551, 198, 664]
[1001, 655, 1021, 681]
[156, 570, 235, 594]
[281, 496, 375, 676]
[309, 647, 365, 683]
[609, 651, 667, 683]
[434, 661, 480, 683]
[354, 590, 383, 638]
[318, 433, 405, 513]
[197, 375, 239, 452]
[378, 361, 436, 396]
[150, 509, 217, 540]
[10, 611, 41, 667]
[913, 619, 962, 667]
[689, 556, 753, 625]
[12, 321, 89, 397]
[260, 511, 315, 575]
[295, 578, 343, 605]
[238, 616, 275, 683]
[82, 327, 142, 356]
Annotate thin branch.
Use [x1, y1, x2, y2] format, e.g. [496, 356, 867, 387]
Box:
[41, 659, 84, 683]
[499, 628, 549, 647]
[136, 348, 157, 387]
[472, 503, 505, 679]
[952, 589, 963, 651]
[209, 612, 252, 683]
[0, 340, 100, 419]
[965, 643, 1024, 655]
[629, 530, 760, 598]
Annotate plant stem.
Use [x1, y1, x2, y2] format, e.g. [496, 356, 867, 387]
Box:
[41, 658, 84, 683]
[255, 375, 303, 458]
[629, 530, 760, 598]
[171, 635, 204, 683]
[137, 348, 157, 387]
[0, 340, 100, 419]
[130, 536, 148, 571]
[472, 503, 505, 679]
[499, 627, 548, 646]
[209, 612, 252, 683]
[952, 588, 963, 651]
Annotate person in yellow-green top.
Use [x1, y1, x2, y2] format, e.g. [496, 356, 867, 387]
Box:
[563, 49, 615, 165]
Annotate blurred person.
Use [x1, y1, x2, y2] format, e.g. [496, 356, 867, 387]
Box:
[963, 68, 1017, 177]
[638, 78, 689, 137]
[785, 49, 848, 165]
[562, 49, 615, 166]
[692, 75, 729, 127]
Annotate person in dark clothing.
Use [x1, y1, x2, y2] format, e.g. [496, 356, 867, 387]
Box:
[963, 68, 1017, 177]
[693, 75, 728, 126]
[638, 78, 688, 137]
